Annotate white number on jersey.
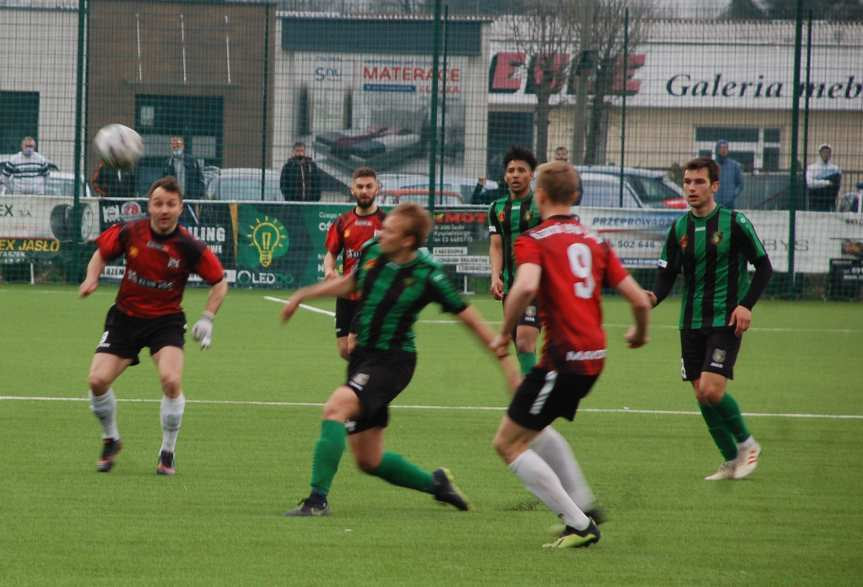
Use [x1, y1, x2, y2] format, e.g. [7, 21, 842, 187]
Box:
[567, 243, 595, 299]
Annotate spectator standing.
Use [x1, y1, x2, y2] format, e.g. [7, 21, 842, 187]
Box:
[161, 136, 205, 200]
[713, 139, 743, 209]
[806, 144, 842, 212]
[280, 142, 321, 201]
[91, 160, 137, 198]
[1, 136, 50, 195]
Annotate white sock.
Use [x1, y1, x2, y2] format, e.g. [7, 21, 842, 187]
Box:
[509, 449, 591, 530]
[90, 389, 119, 439]
[160, 394, 186, 453]
[530, 426, 595, 511]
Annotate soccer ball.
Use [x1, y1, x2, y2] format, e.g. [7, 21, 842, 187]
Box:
[94, 124, 144, 169]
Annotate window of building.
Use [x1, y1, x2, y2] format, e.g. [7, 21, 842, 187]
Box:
[0, 91, 39, 154]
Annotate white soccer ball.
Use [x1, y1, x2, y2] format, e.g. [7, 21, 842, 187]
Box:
[94, 124, 144, 169]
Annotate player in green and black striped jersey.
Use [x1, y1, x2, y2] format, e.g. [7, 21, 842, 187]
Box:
[488, 146, 542, 375]
[650, 157, 772, 482]
[280, 203, 520, 517]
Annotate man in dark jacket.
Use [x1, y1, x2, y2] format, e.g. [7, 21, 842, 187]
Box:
[162, 136, 205, 200]
[91, 160, 137, 198]
[280, 142, 321, 201]
[713, 139, 744, 209]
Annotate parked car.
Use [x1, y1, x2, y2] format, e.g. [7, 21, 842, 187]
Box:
[575, 165, 687, 209]
[46, 172, 92, 198]
[377, 173, 497, 206]
[205, 168, 282, 201]
[578, 173, 643, 208]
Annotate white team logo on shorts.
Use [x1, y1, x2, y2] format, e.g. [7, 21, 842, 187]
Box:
[710, 348, 726, 368]
[349, 372, 370, 391]
[97, 331, 110, 349]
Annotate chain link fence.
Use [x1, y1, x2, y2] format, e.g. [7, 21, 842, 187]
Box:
[1, 0, 861, 297]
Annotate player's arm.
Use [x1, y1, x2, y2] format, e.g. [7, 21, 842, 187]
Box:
[79, 249, 107, 297]
[649, 225, 680, 307]
[615, 275, 651, 348]
[729, 215, 773, 336]
[455, 305, 521, 391]
[488, 234, 504, 300]
[323, 251, 339, 280]
[494, 262, 541, 351]
[281, 273, 356, 322]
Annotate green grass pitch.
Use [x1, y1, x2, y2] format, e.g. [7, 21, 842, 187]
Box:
[1, 284, 862, 585]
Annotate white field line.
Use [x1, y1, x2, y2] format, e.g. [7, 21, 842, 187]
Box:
[2, 395, 861, 420]
[263, 296, 862, 333]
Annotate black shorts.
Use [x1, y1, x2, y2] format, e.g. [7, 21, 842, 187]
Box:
[680, 327, 742, 381]
[95, 305, 186, 366]
[502, 295, 541, 330]
[344, 347, 416, 435]
[335, 297, 361, 338]
[507, 367, 599, 431]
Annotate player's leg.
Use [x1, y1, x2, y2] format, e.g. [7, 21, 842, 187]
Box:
[495, 370, 598, 547]
[698, 329, 760, 479]
[88, 352, 133, 472]
[285, 385, 361, 516]
[152, 345, 185, 475]
[334, 298, 356, 361]
[529, 426, 601, 520]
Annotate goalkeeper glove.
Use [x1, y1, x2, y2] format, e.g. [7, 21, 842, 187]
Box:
[191, 311, 215, 349]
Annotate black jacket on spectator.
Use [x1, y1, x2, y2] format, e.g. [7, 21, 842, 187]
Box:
[162, 155, 205, 199]
[280, 156, 321, 201]
[91, 161, 137, 198]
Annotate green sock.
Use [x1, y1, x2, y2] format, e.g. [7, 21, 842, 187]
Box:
[517, 351, 536, 375]
[715, 392, 751, 443]
[698, 403, 738, 461]
[369, 451, 435, 493]
[310, 419, 347, 496]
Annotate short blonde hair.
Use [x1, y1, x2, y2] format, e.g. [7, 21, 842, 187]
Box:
[390, 203, 432, 250]
[536, 161, 581, 205]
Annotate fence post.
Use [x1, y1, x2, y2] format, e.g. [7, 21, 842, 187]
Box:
[787, 0, 804, 292]
[618, 7, 628, 208]
[72, 0, 88, 281]
[427, 0, 443, 214]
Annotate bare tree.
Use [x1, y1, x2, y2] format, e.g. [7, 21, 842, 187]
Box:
[579, 0, 651, 165]
[502, 1, 579, 162]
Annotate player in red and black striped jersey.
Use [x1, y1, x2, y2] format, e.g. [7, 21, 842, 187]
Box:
[323, 167, 386, 359]
[79, 176, 228, 476]
[490, 162, 651, 549]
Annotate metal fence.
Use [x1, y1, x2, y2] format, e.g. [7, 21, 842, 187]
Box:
[1, 0, 862, 298]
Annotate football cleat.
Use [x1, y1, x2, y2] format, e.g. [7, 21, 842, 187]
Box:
[97, 438, 122, 472]
[548, 507, 606, 535]
[543, 520, 601, 549]
[733, 441, 762, 480]
[432, 468, 471, 511]
[704, 461, 736, 481]
[156, 450, 176, 476]
[284, 495, 330, 517]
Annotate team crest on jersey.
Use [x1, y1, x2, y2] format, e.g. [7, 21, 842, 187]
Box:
[364, 258, 378, 270]
[525, 210, 533, 222]
[711, 231, 723, 245]
[679, 235, 688, 250]
[129, 245, 139, 258]
[403, 277, 415, 286]
[498, 211, 505, 223]
[167, 257, 181, 269]
[344, 229, 351, 238]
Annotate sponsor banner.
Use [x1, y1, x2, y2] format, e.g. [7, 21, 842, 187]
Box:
[574, 207, 863, 273]
[0, 194, 100, 260]
[488, 40, 861, 112]
[428, 208, 490, 276]
[98, 198, 237, 282]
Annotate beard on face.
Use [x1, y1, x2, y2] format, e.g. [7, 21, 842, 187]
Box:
[355, 195, 375, 209]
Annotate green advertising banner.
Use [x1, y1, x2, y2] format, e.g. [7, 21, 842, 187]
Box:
[93, 200, 490, 289]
